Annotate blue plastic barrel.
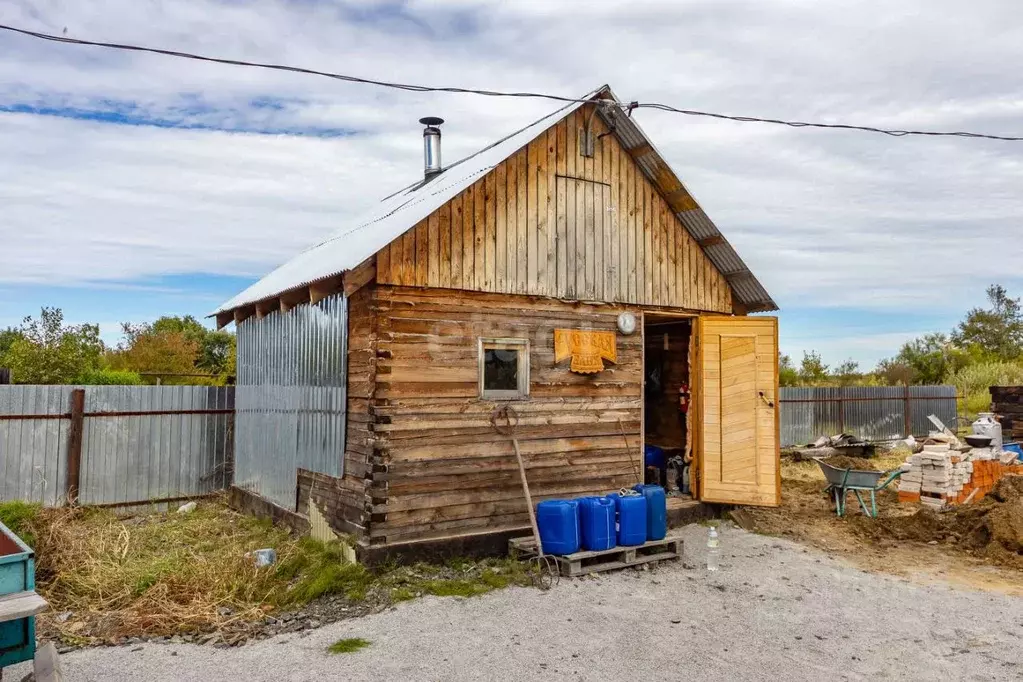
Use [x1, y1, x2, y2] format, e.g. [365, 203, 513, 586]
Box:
[579, 497, 617, 551]
[633, 484, 668, 541]
[644, 445, 665, 469]
[536, 500, 580, 555]
[614, 494, 647, 546]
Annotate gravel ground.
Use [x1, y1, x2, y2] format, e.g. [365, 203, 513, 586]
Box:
[10, 524, 1023, 681]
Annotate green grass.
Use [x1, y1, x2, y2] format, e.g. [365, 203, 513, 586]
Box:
[0, 500, 41, 548]
[375, 557, 531, 601]
[389, 587, 416, 602]
[419, 579, 491, 598]
[275, 537, 374, 605]
[327, 637, 371, 655]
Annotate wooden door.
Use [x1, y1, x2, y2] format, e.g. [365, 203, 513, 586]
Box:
[697, 316, 780, 506]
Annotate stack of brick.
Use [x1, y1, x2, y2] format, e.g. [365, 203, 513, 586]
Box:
[899, 445, 972, 509]
[897, 460, 921, 504]
[898, 445, 1023, 508]
[968, 456, 1023, 500]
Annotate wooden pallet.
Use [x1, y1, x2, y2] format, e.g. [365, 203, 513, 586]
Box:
[508, 535, 683, 577]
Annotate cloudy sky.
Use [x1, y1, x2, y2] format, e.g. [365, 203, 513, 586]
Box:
[2, 0, 1022, 368]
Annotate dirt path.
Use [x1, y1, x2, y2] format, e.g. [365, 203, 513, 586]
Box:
[10, 524, 1023, 682]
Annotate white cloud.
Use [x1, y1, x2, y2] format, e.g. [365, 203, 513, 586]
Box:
[1, 0, 1022, 319]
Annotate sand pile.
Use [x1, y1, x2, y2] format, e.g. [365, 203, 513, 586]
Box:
[823, 455, 883, 471]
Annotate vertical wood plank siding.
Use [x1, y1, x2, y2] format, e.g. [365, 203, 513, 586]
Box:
[368, 285, 644, 545]
[377, 109, 733, 314]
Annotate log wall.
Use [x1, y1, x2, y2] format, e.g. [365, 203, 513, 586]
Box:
[367, 285, 645, 547]
[376, 107, 734, 313]
[335, 285, 378, 540]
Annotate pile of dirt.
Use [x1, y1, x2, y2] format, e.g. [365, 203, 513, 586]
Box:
[823, 455, 885, 471]
[854, 476, 1023, 569]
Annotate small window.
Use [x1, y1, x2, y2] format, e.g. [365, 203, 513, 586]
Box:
[479, 338, 529, 400]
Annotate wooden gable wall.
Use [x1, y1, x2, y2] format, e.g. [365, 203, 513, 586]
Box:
[376, 106, 734, 313]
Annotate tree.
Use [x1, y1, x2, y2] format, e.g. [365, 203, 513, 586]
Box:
[874, 358, 915, 386]
[112, 321, 201, 380]
[798, 351, 829, 385]
[896, 333, 953, 385]
[779, 353, 799, 387]
[833, 359, 861, 386]
[197, 329, 235, 376]
[111, 315, 235, 384]
[0, 308, 103, 384]
[0, 328, 22, 359]
[951, 284, 1023, 360]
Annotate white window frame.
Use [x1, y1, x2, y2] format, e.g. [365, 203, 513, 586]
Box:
[478, 337, 530, 400]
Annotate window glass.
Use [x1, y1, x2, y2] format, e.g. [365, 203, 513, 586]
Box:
[484, 348, 519, 391]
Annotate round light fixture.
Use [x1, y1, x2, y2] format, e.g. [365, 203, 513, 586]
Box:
[617, 312, 637, 335]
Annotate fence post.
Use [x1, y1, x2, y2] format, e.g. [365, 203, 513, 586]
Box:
[838, 390, 845, 433]
[903, 384, 912, 438]
[66, 388, 85, 505]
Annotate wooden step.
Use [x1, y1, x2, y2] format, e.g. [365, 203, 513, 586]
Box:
[509, 535, 683, 577]
[0, 590, 48, 623]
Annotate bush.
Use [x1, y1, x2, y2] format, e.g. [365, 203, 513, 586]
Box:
[947, 360, 1023, 421]
[74, 368, 144, 385]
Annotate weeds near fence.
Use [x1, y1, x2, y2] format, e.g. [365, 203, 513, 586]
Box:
[15, 499, 531, 645]
[27, 499, 304, 643]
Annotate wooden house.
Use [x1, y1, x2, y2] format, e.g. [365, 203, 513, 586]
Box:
[216, 86, 780, 560]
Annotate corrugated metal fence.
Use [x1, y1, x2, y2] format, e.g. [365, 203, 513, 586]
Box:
[0, 385, 233, 507]
[235, 293, 347, 510]
[780, 385, 958, 447]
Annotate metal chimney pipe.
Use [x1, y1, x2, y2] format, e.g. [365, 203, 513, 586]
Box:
[420, 116, 444, 177]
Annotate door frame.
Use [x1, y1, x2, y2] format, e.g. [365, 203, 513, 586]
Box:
[639, 310, 701, 499]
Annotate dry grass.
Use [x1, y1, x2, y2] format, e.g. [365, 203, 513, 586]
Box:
[27, 499, 315, 644]
[7, 498, 532, 645]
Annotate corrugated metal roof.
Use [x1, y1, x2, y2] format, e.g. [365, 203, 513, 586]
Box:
[215, 85, 777, 315]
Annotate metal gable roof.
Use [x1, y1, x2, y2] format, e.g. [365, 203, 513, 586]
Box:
[215, 86, 777, 315]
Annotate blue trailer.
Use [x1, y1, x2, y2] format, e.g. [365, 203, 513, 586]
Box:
[0, 520, 47, 670]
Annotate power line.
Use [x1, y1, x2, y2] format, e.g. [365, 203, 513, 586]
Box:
[0, 23, 585, 104]
[3, 22, 1022, 143]
[638, 102, 1023, 141]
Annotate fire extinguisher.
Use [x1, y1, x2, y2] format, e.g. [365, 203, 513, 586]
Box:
[678, 383, 691, 413]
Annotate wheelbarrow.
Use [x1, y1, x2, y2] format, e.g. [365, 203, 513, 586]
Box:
[1, 520, 48, 673]
[814, 458, 903, 518]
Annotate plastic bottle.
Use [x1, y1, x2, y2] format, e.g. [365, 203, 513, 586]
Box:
[706, 526, 720, 572]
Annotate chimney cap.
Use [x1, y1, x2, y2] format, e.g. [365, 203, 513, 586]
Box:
[419, 116, 445, 127]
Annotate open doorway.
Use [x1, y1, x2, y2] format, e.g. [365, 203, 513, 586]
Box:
[643, 314, 696, 500]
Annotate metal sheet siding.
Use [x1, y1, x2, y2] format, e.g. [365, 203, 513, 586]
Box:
[235, 293, 347, 509]
[0, 385, 73, 506]
[779, 385, 958, 447]
[0, 385, 233, 507]
[78, 386, 233, 505]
